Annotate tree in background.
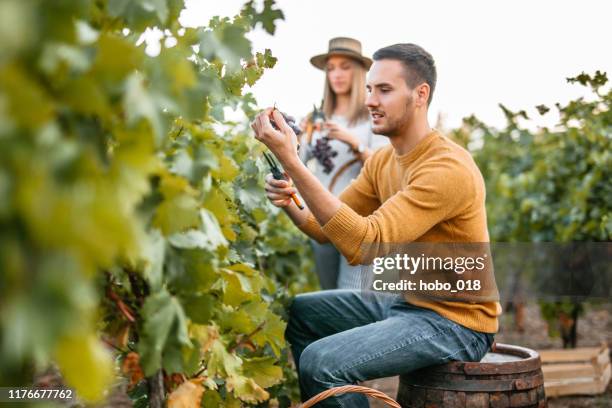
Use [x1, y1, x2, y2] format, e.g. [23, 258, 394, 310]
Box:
[451, 71, 611, 347]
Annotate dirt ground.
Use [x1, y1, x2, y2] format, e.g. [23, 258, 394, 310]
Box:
[364, 302, 612, 408]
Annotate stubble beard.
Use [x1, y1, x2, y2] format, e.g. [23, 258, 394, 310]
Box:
[372, 94, 414, 138]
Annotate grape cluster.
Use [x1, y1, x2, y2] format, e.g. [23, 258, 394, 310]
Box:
[313, 136, 338, 174]
[270, 110, 302, 135]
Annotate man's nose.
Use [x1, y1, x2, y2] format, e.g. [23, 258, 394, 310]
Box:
[366, 92, 378, 108]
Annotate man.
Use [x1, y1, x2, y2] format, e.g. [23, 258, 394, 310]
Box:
[251, 43, 501, 407]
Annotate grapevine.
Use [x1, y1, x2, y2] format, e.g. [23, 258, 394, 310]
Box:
[0, 1, 315, 406]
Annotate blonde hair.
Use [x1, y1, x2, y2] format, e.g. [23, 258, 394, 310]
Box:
[322, 58, 369, 126]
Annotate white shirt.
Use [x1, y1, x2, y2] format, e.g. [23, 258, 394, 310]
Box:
[300, 114, 389, 196]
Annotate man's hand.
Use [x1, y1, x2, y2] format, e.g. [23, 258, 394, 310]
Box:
[264, 173, 297, 208]
[254, 108, 343, 229]
[251, 108, 299, 165]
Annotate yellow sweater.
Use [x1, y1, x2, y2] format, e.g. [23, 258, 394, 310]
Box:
[297, 130, 502, 333]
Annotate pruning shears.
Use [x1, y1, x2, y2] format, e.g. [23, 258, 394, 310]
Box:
[263, 152, 304, 210]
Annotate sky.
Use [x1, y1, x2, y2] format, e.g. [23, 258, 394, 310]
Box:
[177, 0, 612, 130]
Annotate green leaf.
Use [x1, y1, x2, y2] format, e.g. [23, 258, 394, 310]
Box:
[236, 177, 264, 211]
[256, 48, 278, 69]
[203, 186, 235, 225]
[142, 229, 166, 291]
[39, 43, 93, 74]
[138, 289, 192, 375]
[167, 208, 228, 249]
[207, 339, 241, 378]
[54, 333, 114, 402]
[251, 310, 286, 357]
[92, 33, 142, 82]
[107, 0, 182, 31]
[0, 64, 55, 129]
[226, 374, 269, 403]
[166, 249, 218, 292]
[198, 24, 252, 72]
[242, 356, 283, 388]
[221, 269, 255, 307]
[149, 0, 169, 23]
[210, 152, 239, 182]
[153, 193, 200, 235]
[200, 208, 229, 248]
[218, 307, 257, 334]
[124, 72, 163, 142]
[153, 174, 201, 235]
[181, 293, 215, 324]
[168, 230, 212, 249]
[255, 0, 284, 35]
[0, 0, 36, 59]
[242, 0, 285, 35]
[201, 390, 222, 406]
[59, 76, 111, 118]
[218, 299, 267, 334]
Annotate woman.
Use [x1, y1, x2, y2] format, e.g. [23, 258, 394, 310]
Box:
[299, 37, 388, 290]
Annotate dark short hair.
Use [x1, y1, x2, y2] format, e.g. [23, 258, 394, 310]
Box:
[372, 44, 436, 105]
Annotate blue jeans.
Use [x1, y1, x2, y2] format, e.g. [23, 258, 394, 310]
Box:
[285, 290, 494, 407]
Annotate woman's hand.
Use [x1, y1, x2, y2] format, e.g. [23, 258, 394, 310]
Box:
[264, 173, 297, 208]
[323, 121, 359, 149]
[251, 108, 299, 163]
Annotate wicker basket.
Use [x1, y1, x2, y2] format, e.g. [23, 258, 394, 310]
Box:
[298, 385, 401, 408]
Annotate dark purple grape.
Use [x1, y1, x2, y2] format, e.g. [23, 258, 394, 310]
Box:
[270, 109, 302, 135]
[312, 136, 337, 174]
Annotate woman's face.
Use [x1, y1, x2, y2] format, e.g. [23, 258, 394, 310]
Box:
[326, 55, 354, 96]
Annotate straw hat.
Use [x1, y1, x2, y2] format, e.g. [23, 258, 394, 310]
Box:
[310, 37, 372, 70]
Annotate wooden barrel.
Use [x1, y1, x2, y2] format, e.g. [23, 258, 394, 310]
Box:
[396, 343, 547, 408]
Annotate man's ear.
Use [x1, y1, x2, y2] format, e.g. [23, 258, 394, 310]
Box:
[415, 83, 430, 107]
